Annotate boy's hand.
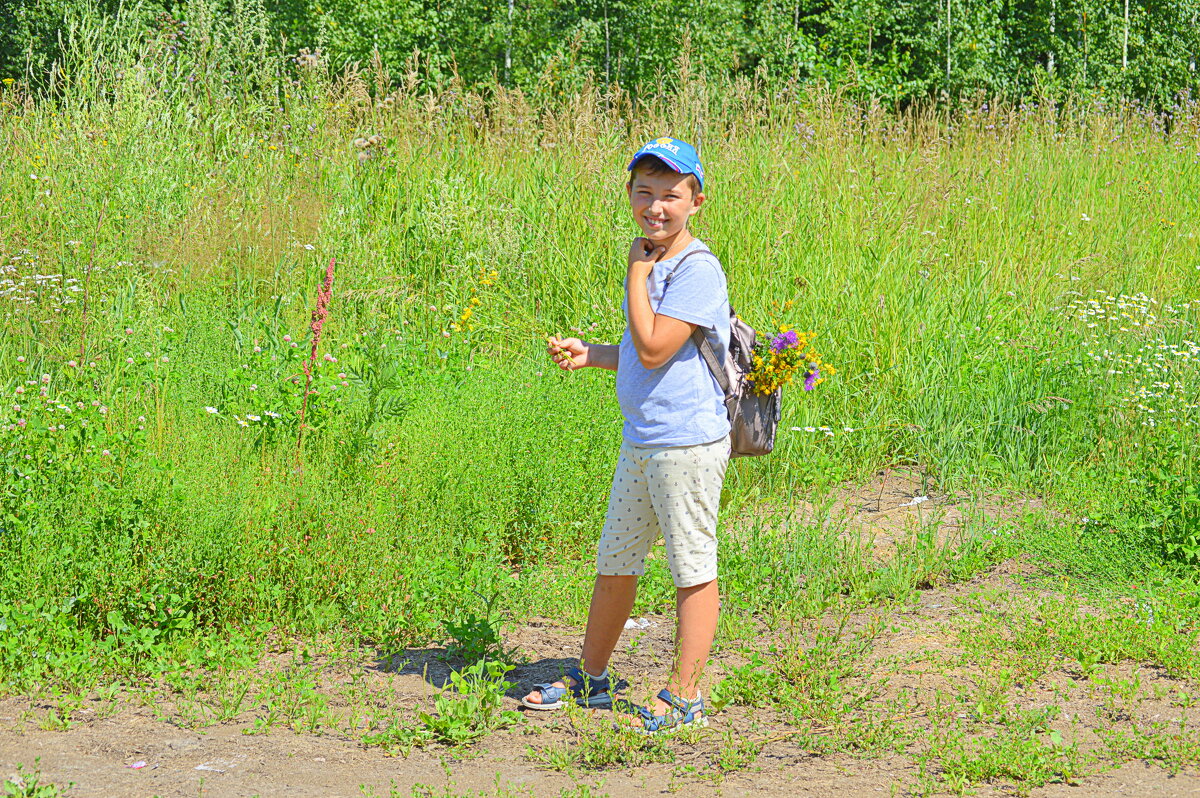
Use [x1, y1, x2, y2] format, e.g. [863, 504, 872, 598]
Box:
[628, 237, 666, 278]
[547, 336, 589, 370]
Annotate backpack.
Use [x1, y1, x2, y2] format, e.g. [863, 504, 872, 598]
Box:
[667, 250, 781, 458]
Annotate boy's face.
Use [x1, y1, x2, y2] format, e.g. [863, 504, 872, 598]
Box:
[626, 168, 705, 246]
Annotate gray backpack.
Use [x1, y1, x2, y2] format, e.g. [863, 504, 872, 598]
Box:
[668, 250, 781, 458]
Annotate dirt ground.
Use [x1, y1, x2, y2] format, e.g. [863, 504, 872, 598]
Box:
[3, 471, 1198, 797]
[4, 596, 1198, 798]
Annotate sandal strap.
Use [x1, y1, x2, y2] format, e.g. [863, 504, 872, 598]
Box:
[530, 680, 567, 703]
[566, 665, 609, 697]
[532, 665, 609, 702]
[625, 690, 704, 733]
[525, 666, 612, 711]
[657, 688, 703, 714]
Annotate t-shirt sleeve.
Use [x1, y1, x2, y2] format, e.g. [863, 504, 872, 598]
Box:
[656, 255, 726, 330]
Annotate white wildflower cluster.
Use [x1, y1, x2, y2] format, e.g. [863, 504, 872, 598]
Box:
[1, 252, 91, 310]
[1064, 290, 1200, 428]
[790, 425, 856, 438]
[1087, 339, 1200, 427]
[1060, 290, 1169, 330]
[204, 406, 285, 428]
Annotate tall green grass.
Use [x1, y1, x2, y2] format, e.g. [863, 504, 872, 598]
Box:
[1, 21, 1199, 689]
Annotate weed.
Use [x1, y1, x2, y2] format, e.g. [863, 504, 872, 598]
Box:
[556, 784, 608, 798]
[364, 659, 520, 751]
[1172, 689, 1198, 709]
[214, 673, 255, 723]
[713, 614, 888, 736]
[2, 760, 72, 797]
[914, 706, 1088, 797]
[710, 729, 764, 773]
[363, 773, 537, 797]
[1097, 716, 1200, 776]
[442, 590, 517, 666]
[527, 707, 676, 772]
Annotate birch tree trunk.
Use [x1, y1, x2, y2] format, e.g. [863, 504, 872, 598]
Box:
[946, 0, 952, 85]
[604, 2, 611, 85]
[1049, 0, 1056, 76]
[505, 0, 513, 84]
[1122, 0, 1129, 71]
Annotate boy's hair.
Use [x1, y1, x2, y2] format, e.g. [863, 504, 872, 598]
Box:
[629, 155, 702, 197]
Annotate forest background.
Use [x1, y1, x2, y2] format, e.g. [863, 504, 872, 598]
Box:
[3, 0, 1200, 106]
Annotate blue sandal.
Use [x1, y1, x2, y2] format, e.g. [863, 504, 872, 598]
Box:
[622, 689, 708, 734]
[521, 665, 612, 711]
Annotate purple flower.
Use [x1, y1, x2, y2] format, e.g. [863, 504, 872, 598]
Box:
[803, 368, 820, 391]
[771, 330, 799, 352]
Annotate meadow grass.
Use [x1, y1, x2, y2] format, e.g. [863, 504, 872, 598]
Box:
[1, 30, 1200, 793]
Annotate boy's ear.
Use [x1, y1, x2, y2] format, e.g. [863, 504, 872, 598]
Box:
[689, 191, 706, 216]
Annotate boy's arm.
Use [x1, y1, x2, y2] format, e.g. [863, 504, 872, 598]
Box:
[626, 239, 696, 370]
[547, 337, 619, 371]
[582, 343, 619, 371]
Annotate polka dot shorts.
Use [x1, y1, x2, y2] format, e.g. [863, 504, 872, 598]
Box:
[596, 436, 730, 588]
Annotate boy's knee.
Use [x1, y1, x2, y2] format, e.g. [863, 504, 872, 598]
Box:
[676, 577, 718, 595]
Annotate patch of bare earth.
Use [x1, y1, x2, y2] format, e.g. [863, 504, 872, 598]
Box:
[813, 466, 1044, 560]
[2, 477, 1197, 797]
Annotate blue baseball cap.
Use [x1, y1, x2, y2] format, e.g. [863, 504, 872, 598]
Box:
[627, 137, 704, 189]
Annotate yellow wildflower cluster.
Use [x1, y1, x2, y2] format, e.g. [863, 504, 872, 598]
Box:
[446, 268, 499, 334]
[748, 326, 834, 396]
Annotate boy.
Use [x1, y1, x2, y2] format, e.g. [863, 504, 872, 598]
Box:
[521, 137, 731, 734]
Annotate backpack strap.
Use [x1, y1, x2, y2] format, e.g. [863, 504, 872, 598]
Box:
[663, 248, 714, 287]
[691, 327, 731, 396]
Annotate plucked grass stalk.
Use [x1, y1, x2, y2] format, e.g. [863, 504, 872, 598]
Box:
[296, 257, 336, 462]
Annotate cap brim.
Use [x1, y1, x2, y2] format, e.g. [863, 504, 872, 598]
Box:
[629, 152, 686, 172]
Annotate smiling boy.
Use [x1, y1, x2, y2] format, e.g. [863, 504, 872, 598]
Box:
[521, 138, 731, 733]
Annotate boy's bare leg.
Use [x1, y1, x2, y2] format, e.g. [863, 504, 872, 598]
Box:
[580, 575, 640, 672]
[632, 578, 719, 722]
[522, 575, 638, 705]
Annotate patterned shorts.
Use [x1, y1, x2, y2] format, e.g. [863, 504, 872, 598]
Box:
[596, 436, 730, 588]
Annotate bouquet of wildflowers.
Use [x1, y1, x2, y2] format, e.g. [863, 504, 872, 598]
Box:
[747, 327, 832, 395]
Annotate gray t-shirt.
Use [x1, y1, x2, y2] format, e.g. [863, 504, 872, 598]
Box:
[616, 239, 731, 447]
